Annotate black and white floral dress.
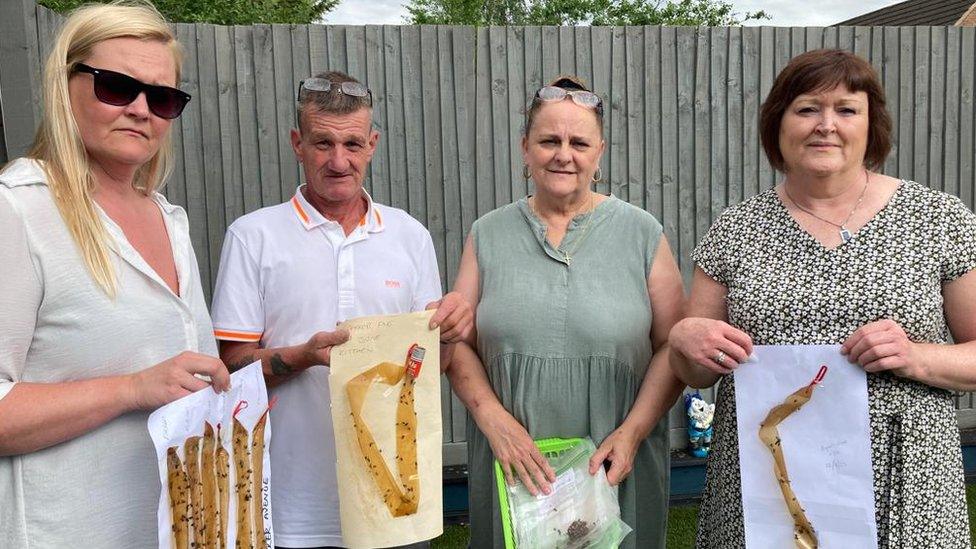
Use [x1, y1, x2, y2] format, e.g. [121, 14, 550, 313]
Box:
[692, 181, 976, 548]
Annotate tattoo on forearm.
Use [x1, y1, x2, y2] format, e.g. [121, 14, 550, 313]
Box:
[269, 353, 296, 377]
[227, 356, 256, 373]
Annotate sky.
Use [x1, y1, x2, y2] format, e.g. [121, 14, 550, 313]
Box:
[322, 0, 905, 27]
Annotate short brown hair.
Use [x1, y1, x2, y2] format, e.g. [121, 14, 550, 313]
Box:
[759, 49, 892, 172]
[525, 74, 604, 137]
[297, 70, 370, 132]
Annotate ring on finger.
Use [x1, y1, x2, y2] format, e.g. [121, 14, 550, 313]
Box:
[715, 351, 727, 364]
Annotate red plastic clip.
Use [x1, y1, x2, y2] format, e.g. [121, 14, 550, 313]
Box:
[809, 365, 828, 386]
[233, 400, 249, 419]
[405, 343, 426, 379]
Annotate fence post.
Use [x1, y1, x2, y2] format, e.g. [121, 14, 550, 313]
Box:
[0, 0, 43, 160]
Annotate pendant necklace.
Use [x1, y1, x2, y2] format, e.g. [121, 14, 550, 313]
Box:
[531, 192, 596, 264]
[783, 170, 869, 243]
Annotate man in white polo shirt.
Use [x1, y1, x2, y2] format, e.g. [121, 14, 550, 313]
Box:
[210, 71, 471, 549]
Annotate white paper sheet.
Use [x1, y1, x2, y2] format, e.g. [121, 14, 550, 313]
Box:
[148, 361, 273, 549]
[734, 345, 877, 549]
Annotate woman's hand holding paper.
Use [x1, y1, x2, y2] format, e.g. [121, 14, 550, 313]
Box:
[842, 319, 920, 376]
[127, 351, 230, 410]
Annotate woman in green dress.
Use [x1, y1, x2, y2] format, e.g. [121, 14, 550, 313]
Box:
[447, 75, 686, 548]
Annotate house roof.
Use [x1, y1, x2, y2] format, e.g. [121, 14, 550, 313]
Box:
[835, 0, 976, 25]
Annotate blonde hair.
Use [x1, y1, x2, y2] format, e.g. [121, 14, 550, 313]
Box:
[25, 1, 182, 297]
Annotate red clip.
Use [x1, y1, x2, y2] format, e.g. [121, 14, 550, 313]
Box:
[233, 400, 249, 419]
[809, 365, 828, 386]
[405, 343, 426, 379]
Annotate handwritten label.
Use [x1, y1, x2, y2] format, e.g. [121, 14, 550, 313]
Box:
[337, 324, 389, 357]
[337, 347, 373, 357]
[821, 440, 849, 474]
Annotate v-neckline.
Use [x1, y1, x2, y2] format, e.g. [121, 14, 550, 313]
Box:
[772, 180, 905, 252]
[95, 196, 184, 298]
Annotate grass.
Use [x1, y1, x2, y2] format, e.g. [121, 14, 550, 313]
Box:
[431, 524, 470, 549]
[665, 504, 699, 549]
[432, 484, 976, 548]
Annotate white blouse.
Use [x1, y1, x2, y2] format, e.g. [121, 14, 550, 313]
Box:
[0, 158, 217, 548]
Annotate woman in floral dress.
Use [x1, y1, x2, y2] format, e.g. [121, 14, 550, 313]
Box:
[670, 49, 976, 548]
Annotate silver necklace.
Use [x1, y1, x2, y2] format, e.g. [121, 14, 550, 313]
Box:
[530, 193, 596, 263]
[783, 170, 869, 243]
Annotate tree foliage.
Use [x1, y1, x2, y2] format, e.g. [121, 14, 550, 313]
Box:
[406, 0, 768, 26]
[39, 0, 339, 25]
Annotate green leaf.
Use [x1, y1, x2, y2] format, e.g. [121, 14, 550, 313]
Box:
[39, 0, 339, 24]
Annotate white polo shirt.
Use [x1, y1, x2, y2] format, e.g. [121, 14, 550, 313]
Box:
[210, 186, 442, 548]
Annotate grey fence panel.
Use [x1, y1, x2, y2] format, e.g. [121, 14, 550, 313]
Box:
[676, 27, 697, 281]
[0, 1, 43, 160]
[174, 25, 212, 298]
[741, 27, 760, 207]
[215, 26, 244, 229]
[694, 27, 711, 241]
[383, 27, 410, 211]
[929, 26, 946, 194]
[7, 4, 976, 463]
[710, 27, 730, 221]
[234, 26, 263, 216]
[364, 26, 389, 205]
[726, 27, 744, 208]
[643, 27, 661, 218]
[946, 27, 961, 201]
[960, 30, 975, 209]
[506, 27, 527, 201]
[609, 26, 627, 202]
[625, 26, 645, 211]
[197, 25, 228, 298]
[487, 26, 512, 207]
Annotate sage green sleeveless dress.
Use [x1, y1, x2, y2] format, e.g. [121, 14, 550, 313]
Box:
[466, 195, 669, 548]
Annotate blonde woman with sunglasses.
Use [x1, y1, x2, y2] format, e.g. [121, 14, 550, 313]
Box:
[0, 2, 228, 546]
[447, 76, 686, 547]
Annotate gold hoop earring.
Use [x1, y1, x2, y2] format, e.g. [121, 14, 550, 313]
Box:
[592, 167, 603, 183]
[522, 164, 531, 179]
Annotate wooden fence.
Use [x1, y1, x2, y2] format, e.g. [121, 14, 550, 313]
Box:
[2, 1, 974, 463]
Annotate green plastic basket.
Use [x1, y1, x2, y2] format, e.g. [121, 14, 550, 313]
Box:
[494, 437, 584, 549]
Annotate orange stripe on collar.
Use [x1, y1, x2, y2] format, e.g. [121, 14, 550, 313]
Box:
[292, 196, 310, 225]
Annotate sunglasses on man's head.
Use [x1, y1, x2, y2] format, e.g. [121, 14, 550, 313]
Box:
[534, 86, 604, 116]
[73, 63, 191, 119]
[298, 78, 373, 106]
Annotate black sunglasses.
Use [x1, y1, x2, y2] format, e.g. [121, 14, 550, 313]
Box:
[73, 63, 191, 119]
